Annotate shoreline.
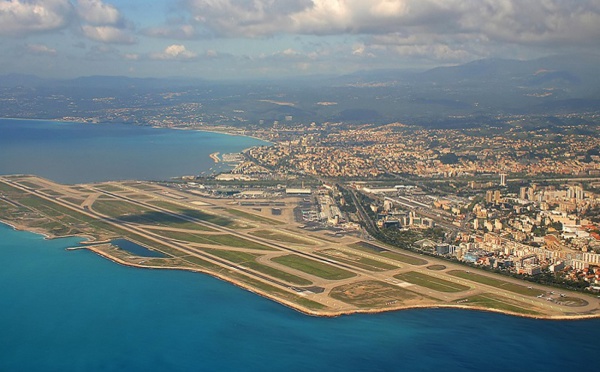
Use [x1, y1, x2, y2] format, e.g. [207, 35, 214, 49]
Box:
[2, 174, 600, 321]
[168, 125, 272, 144]
[0, 220, 99, 244]
[1, 218, 599, 321]
[0, 117, 272, 183]
[0, 116, 273, 144]
[80, 245, 600, 321]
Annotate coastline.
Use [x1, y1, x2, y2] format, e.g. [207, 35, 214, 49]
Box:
[1, 218, 599, 321]
[0, 117, 272, 178]
[74, 244, 600, 321]
[168, 125, 272, 144]
[0, 220, 97, 243]
[0, 118, 272, 184]
[0, 116, 273, 144]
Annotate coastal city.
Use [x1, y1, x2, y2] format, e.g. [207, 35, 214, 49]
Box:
[3, 0, 600, 369]
[3, 86, 600, 309]
[244, 121, 600, 179]
[2, 76, 600, 317]
[174, 159, 600, 295]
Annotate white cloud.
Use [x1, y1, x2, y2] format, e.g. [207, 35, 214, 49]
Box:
[0, 0, 137, 44]
[282, 48, 300, 56]
[26, 43, 57, 55]
[123, 53, 139, 60]
[76, 0, 121, 26]
[184, 0, 600, 47]
[143, 24, 201, 39]
[150, 44, 197, 60]
[76, 0, 136, 44]
[81, 25, 136, 44]
[187, 0, 312, 37]
[0, 0, 73, 36]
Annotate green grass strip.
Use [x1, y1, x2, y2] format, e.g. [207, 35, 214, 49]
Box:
[272, 254, 355, 280]
[448, 270, 544, 297]
[394, 271, 470, 293]
[458, 293, 540, 315]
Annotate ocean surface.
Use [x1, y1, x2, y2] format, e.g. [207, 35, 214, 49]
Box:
[1, 223, 598, 372]
[1, 119, 598, 371]
[0, 118, 268, 184]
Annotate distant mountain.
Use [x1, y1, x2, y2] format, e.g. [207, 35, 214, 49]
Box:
[334, 53, 600, 94]
[0, 53, 598, 124]
[415, 53, 600, 96]
[417, 58, 531, 83]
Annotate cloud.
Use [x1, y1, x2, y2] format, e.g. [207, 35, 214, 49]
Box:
[76, 0, 122, 26]
[143, 24, 202, 40]
[0, 0, 73, 36]
[184, 0, 600, 47]
[281, 48, 300, 56]
[123, 53, 139, 60]
[187, 0, 313, 37]
[26, 43, 58, 55]
[0, 0, 137, 44]
[76, 0, 136, 44]
[150, 44, 197, 60]
[81, 25, 136, 44]
[352, 43, 376, 58]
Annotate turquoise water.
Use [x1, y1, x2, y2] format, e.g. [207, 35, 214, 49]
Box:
[0, 118, 268, 184]
[1, 222, 598, 371]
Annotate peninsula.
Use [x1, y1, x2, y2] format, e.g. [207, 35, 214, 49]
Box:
[1, 175, 598, 319]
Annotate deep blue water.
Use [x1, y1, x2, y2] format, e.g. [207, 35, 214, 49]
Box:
[0, 118, 268, 184]
[110, 238, 167, 258]
[1, 223, 599, 372]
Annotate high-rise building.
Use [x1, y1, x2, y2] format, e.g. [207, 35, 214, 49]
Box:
[568, 185, 584, 200]
[500, 173, 507, 186]
[575, 185, 584, 200]
[528, 187, 535, 201]
[494, 190, 501, 204]
[520, 187, 528, 200]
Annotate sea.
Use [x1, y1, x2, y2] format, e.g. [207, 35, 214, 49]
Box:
[0, 118, 269, 184]
[0, 119, 598, 371]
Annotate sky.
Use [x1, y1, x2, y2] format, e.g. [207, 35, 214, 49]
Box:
[1, 0, 599, 79]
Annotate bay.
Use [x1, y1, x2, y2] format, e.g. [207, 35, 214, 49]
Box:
[0, 222, 598, 372]
[0, 118, 268, 184]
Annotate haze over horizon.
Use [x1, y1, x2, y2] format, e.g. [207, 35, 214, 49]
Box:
[1, 0, 600, 79]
